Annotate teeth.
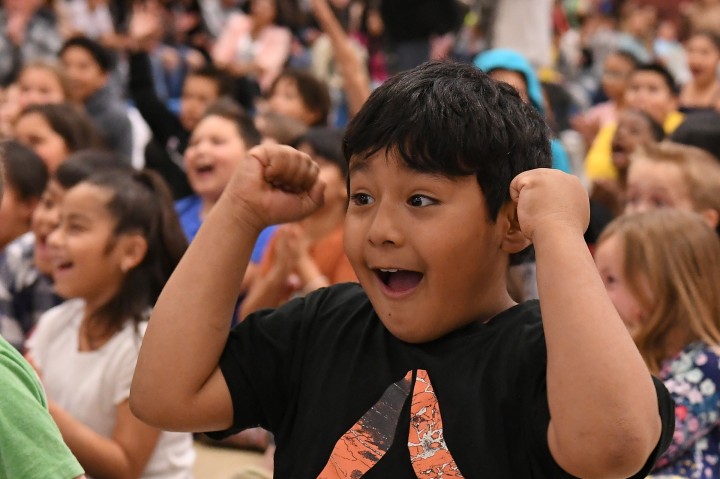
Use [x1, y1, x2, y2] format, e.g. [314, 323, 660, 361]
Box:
[379, 269, 399, 273]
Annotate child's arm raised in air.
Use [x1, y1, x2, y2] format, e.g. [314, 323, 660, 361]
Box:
[510, 169, 661, 479]
[130, 145, 325, 432]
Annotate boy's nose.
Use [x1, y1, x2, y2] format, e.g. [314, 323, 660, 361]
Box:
[367, 202, 404, 247]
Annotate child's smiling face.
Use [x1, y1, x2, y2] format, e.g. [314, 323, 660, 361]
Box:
[343, 151, 515, 343]
[185, 115, 248, 203]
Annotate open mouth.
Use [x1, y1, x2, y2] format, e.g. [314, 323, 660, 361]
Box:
[374, 268, 423, 294]
[195, 164, 215, 176]
[55, 260, 73, 273]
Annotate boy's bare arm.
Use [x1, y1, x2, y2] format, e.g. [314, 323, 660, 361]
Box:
[130, 145, 325, 432]
[510, 169, 661, 479]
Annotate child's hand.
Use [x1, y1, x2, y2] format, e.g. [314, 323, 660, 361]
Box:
[510, 168, 590, 242]
[224, 145, 326, 231]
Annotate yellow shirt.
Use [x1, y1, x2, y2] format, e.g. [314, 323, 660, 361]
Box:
[584, 111, 685, 180]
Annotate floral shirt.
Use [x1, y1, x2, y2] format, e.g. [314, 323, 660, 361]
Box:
[651, 341, 720, 479]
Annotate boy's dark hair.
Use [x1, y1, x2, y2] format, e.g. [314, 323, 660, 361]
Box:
[187, 64, 235, 97]
[19, 103, 104, 153]
[202, 98, 262, 149]
[54, 149, 133, 190]
[269, 69, 331, 126]
[344, 61, 551, 221]
[0, 140, 48, 201]
[84, 169, 187, 331]
[59, 35, 114, 73]
[296, 127, 347, 176]
[633, 62, 679, 96]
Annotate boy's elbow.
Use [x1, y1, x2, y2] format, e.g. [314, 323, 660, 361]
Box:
[552, 417, 661, 478]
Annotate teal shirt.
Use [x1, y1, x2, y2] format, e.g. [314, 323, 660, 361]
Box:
[0, 335, 84, 479]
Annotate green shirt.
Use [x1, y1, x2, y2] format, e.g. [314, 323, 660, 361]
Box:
[0, 335, 84, 479]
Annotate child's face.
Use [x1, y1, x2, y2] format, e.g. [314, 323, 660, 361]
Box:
[17, 67, 66, 110]
[594, 234, 648, 339]
[624, 71, 677, 124]
[601, 54, 634, 103]
[686, 35, 720, 81]
[14, 112, 69, 172]
[179, 76, 220, 131]
[47, 183, 131, 303]
[267, 78, 319, 126]
[625, 159, 694, 214]
[185, 115, 248, 203]
[0, 186, 34, 250]
[343, 152, 513, 344]
[611, 110, 655, 172]
[60, 46, 108, 102]
[31, 180, 66, 275]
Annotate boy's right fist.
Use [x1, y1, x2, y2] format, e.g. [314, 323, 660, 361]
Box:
[509, 168, 590, 243]
[223, 144, 326, 230]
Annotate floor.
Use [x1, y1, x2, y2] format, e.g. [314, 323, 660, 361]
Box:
[193, 441, 270, 479]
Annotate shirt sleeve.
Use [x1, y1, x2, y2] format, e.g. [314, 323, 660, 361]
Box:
[204, 293, 315, 439]
[0, 339, 85, 479]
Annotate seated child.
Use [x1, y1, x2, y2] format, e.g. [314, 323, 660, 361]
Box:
[0, 60, 71, 136]
[670, 110, 720, 161]
[679, 30, 720, 112]
[59, 36, 133, 161]
[26, 169, 195, 478]
[127, 10, 235, 199]
[131, 61, 674, 478]
[0, 150, 131, 350]
[13, 103, 104, 172]
[590, 108, 664, 218]
[625, 141, 720, 230]
[585, 62, 684, 181]
[262, 68, 331, 127]
[571, 49, 639, 146]
[0, 162, 84, 479]
[239, 126, 356, 318]
[0, 140, 48, 252]
[594, 209, 720, 478]
[1, 332, 84, 479]
[474, 48, 572, 174]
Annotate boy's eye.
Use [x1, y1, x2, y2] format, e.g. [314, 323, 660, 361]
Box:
[349, 193, 374, 206]
[407, 195, 436, 207]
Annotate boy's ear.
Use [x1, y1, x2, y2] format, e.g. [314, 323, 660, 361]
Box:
[499, 202, 532, 254]
[117, 233, 148, 273]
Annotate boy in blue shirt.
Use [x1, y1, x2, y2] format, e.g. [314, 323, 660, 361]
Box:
[131, 61, 673, 478]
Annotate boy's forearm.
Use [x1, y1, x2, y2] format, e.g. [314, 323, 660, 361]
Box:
[534, 228, 660, 477]
[131, 194, 260, 425]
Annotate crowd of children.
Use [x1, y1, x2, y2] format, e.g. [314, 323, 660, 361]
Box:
[0, 0, 719, 478]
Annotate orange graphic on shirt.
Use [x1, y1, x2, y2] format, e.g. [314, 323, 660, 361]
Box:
[317, 371, 413, 478]
[317, 369, 463, 478]
[409, 369, 464, 478]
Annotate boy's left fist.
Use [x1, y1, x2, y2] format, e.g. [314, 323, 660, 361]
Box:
[509, 168, 590, 242]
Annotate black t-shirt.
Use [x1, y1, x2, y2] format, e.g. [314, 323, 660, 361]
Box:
[209, 283, 674, 478]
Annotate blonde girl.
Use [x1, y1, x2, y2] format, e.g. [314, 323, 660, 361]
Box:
[594, 209, 720, 478]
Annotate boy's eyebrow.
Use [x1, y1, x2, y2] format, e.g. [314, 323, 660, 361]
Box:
[348, 160, 369, 176]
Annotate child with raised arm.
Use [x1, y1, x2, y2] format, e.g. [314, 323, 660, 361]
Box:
[131, 61, 673, 478]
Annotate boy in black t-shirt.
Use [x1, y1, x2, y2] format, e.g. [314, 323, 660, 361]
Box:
[131, 61, 674, 478]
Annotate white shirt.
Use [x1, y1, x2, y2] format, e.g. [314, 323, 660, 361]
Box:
[27, 299, 195, 479]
